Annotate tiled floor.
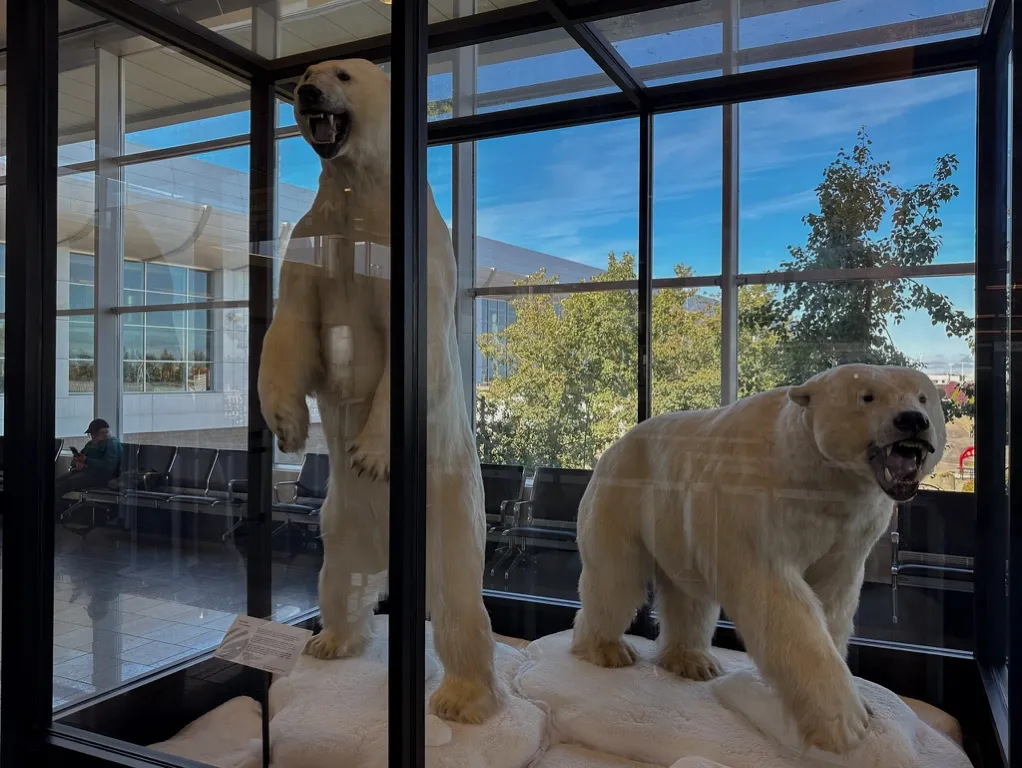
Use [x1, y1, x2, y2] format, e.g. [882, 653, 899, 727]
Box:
[0, 523, 322, 710]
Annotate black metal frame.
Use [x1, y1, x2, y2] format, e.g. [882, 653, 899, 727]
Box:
[1, 0, 59, 766]
[246, 72, 276, 623]
[388, 1, 429, 766]
[975, 8, 1012, 766]
[4, 0, 1016, 766]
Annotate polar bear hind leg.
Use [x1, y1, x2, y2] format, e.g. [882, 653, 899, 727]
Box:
[571, 494, 650, 668]
[426, 467, 500, 724]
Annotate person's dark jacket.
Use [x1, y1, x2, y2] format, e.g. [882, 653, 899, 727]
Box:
[77, 436, 123, 480]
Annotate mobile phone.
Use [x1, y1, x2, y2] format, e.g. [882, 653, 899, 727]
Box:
[70, 447, 81, 457]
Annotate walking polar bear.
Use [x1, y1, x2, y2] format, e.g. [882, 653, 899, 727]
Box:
[571, 364, 945, 754]
[258, 59, 498, 723]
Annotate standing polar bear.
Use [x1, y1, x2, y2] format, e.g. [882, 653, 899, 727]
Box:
[571, 364, 945, 754]
[258, 59, 498, 724]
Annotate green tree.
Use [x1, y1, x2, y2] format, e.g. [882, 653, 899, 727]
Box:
[427, 99, 453, 120]
[476, 253, 787, 468]
[776, 128, 973, 421]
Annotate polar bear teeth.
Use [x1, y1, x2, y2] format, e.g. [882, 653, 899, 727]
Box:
[308, 113, 335, 143]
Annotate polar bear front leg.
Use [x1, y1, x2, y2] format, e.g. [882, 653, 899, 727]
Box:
[258, 260, 321, 453]
[349, 355, 390, 481]
[722, 564, 870, 755]
[805, 553, 868, 661]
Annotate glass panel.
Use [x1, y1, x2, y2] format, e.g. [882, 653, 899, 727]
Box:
[472, 121, 638, 601]
[425, 29, 618, 121]
[123, 261, 145, 291]
[654, 107, 722, 276]
[123, 53, 249, 151]
[739, 0, 986, 72]
[48, 23, 255, 722]
[475, 120, 638, 288]
[56, 174, 96, 311]
[594, 1, 724, 87]
[739, 275, 974, 650]
[196, 0, 535, 57]
[58, 64, 97, 166]
[651, 286, 725, 414]
[739, 72, 977, 274]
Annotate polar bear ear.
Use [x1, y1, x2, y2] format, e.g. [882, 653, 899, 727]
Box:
[788, 385, 812, 408]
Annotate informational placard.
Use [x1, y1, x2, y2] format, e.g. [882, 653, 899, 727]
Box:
[214, 615, 312, 676]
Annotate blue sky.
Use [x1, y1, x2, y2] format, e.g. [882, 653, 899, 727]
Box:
[124, 8, 981, 374]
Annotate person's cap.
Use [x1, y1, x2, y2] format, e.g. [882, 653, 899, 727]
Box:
[86, 418, 110, 435]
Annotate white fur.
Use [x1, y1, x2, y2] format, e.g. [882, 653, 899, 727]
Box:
[570, 364, 946, 755]
[258, 58, 498, 723]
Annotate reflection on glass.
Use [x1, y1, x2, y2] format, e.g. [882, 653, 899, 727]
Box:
[123, 53, 248, 151]
[426, 29, 617, 121]
[739, 0, 985, 71]
[595, 1, 724, 86]
[51, 122, 254, 712]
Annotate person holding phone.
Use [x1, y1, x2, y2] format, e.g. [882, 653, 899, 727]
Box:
[55, 418, 123, 508]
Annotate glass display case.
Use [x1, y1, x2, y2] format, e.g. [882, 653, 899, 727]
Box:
[0, 0, 1017, 767]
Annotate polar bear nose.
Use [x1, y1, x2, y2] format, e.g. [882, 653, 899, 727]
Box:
[893, 410, 929, 434]
[297, 84, 324, 111]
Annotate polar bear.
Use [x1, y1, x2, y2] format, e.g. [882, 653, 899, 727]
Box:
[570, 364, 945, 754]
[257, 59, 498, 723]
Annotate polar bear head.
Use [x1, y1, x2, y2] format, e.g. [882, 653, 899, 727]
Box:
[787, 364, 946, 502]
[293, 58, 389, 165]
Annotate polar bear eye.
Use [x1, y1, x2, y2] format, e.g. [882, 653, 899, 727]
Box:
[337, 70, 351, 82]
[862, 393, 875, 404]
[919, 394, 928, 404]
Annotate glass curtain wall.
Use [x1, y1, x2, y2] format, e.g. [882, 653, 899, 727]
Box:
[0, 1, 1016, 767]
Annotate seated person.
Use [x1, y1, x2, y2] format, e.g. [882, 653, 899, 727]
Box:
[55, 418, 123, 504]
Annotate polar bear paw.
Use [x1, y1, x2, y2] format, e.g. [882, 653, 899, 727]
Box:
[429, 676, 500, 725]
[261, 384, 310, 454]
[349, 429, 390, 482]
[574, 638, 638, 668]
[795, 680, 870, 754]
[304, 628, 369, 660]
[657, 647, 722, 681]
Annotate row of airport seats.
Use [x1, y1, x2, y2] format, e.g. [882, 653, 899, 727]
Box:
[47, 442, 331, 550]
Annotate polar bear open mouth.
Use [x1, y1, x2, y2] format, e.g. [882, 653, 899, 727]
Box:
[867, 438, 935, 502]
[302, 109, 351, 157]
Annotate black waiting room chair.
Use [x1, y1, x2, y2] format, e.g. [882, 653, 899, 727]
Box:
[498, 467, 592, 581]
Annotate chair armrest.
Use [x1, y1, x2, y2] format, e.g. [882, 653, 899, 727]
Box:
[228, 478, 249, 499]
[513, 499, 536, 526]
[273, 479, 298, 503]
[498, 499, 518, 527]
[142, 471, 171, 490]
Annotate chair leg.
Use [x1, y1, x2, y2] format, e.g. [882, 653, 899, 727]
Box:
[222, 516, 245, 542]
[891, 567, 899, 625]
[489, 540, 517, 578]
[505, 544, 527, 581]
